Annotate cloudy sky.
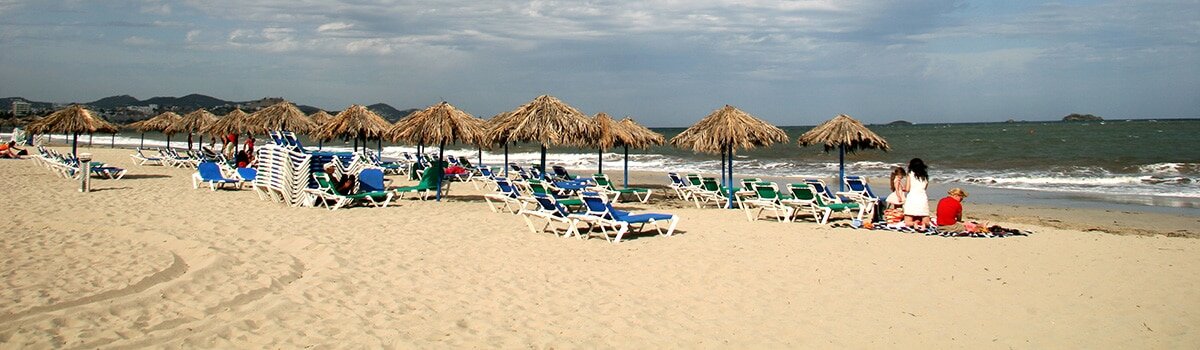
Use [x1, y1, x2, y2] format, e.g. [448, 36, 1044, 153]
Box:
[0, 0, 1196, 126]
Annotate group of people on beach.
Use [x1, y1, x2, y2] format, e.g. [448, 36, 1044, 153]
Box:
[884, 158, 974, 232]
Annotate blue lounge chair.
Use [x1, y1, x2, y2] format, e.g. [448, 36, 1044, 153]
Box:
[579, 192, 678, 243]
[518, 193, 582, 238]
[192, 161, 243, 191]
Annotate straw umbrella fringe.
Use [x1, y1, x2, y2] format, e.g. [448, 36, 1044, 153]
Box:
[670, 105, 788, 209]
[797, 114, 890, 191]
[318, 105, 391, 152]
[486, 95, 598, 180]
[25, 105, 119, 156]
[617, 117, 664, 188]
[127, 111, 181, 148]
[590, 112, 631, 175]
[389, 101, 486, 201]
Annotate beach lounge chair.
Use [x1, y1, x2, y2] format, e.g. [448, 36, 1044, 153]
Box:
[551, 165, 577, 181]
[471, 166, 499, 190]
[590, 173, 653, 203]
[781, 183, 823, 223]
[518, 194, 583, 238]
[690, 177, 730, 208]
[667, 172, 691, 199]
[393, 166, 444, 200]
[192, 161, 243, 191]
[483, 177, 530, 213]
[742, 182, 794, 222]
[129, 148, 164, 166]
[527, 180, 583, 208]
[789, 183, 866, 224]
[578, 192, 678, 243]
[308, 171, 394, 210]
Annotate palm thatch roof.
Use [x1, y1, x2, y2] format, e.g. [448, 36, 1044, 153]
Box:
[26, 104, 119, 135]
[246, 101, 315, 134]
[797, 114, 890, 153]
[389, 101, 487, 147]
[165, 108, 218, 135]
[316, 104, 392, 141]
[669, 105, 788, 154]
[127, 111, 182, 134]
[309, 110, 334, 128]
[618, 117, 665, 150]
[589, 112, 629, 150]
[486, 95, 598, 147]
[202, 109, 250, 136]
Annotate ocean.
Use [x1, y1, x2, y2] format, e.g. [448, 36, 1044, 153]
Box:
[13, 119, 1199, 211]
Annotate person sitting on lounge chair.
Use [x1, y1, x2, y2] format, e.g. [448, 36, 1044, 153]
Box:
[324, 163, 357, 195]
[0, 141, 27, 158]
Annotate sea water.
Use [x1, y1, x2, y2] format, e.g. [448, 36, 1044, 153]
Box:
[13, 119, 1199, 212]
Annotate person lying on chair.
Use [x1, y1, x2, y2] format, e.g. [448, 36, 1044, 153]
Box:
[324, 163, 357, 195]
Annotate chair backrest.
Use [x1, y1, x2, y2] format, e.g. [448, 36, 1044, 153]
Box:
[754, 181, 782, 201]
[741, 178, 760, 191]
[417, 166, 442, 188]
[701, 177, 721, 192]
[593, 174, 612, 187]
[789, 183, 818, 203]
[448, 156, 461, 165]
[198, 162, 226, 180]
[509, 163, 522, 171]
[528, 180, 548, 195]
[312, 171, 342, 195]
[580, 192, 613, 218]
[804, 179, 836, 200]
[686, 174, 703, 186]
[236, 167, 257, 181]
[533, 193, 570, 217]
[553, 165, 569, 176]
[844, 175, 877, 198]
[668, 172, 684, 186]
[479, 166, 494, 178]
[359, 168, 386, 192]
[495, 177, 519, 197]
[459, 156, 474, 168]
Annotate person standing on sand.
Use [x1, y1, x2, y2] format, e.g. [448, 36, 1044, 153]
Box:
[903, 158, 931, 230]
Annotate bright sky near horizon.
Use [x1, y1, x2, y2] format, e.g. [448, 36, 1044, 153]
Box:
[0, 0, 1196, 126]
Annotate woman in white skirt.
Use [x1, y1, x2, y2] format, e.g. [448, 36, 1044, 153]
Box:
[902, 158, 931, 230]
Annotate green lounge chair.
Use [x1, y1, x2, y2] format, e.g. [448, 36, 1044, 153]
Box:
[527, 180, 584, 208]
[742, 181, 793, 222]
[394, 166, 445, 200]
[591, 173, 653, 203]
[787, 183, 866, 224]
[309, 172, 393, 210]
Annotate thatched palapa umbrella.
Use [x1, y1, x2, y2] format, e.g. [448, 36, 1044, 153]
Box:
[389, 101, 486, 201]
[317, 104, 391, 153]
[26, 104, 119, 157]
[127, 111, 181, 148]
[589, 112, 627, 175]
[203, 109, 251, 153]
[246, 101, 316, 136]
[165, 108, 217, 150]
[486, 95, 598, 180]
[670, 105, 788, 209]
[798, 114, 890, 191]
[308, 110, 334, 150]
[617, 117, 665, 188]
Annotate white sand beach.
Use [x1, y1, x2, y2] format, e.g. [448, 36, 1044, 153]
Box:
[2, 147, 1198, 348]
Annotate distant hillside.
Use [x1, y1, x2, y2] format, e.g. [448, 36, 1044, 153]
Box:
[368, 103, 418, 123]
[87, 95, 142, 109]
[886, 120, 913, 126]
[0, 97, 54, 110]
[143, 94, 228, 110]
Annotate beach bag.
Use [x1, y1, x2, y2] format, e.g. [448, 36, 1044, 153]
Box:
[884, 208, 904, 223]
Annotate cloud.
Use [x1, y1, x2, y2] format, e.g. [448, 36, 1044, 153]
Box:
[122, 35, 159, 46]
[186, 29, 200, 42]
[316, 21, 353, 33]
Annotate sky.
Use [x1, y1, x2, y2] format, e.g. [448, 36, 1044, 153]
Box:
[0, 0, 1196, 126]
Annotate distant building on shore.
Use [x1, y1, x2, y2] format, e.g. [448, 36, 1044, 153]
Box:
[11, 100, 31, 116]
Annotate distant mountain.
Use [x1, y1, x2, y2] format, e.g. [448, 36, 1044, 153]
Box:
[143, 94, 228, 110]
[886, 120, 914, 126]
[368, 103, 418, 123]
[87, 95, 142, 109]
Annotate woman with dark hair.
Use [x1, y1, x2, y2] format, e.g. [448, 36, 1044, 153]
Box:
[903, 158, 931, 230]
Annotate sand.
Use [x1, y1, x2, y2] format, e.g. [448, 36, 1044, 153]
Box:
[2, 147, 1198, 348]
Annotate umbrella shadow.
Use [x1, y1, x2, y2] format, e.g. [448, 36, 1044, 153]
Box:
[115, 174, 172, 180]
[90, 186, 132, 192]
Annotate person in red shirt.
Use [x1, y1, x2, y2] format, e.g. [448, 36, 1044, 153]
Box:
[936, 188, 969, 232]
